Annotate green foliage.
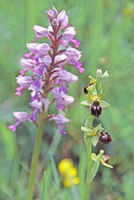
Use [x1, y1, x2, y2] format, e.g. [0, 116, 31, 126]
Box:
[1, 0, 134, 199]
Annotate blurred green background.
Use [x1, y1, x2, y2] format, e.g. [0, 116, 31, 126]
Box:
[0, 0, 134, 199]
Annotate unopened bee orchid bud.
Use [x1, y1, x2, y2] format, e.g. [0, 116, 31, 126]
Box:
[96, 69, 102, 78]
[102, 70, 109, 82]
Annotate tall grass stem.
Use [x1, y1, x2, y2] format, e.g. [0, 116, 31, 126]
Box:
[26, 110, 45, 200]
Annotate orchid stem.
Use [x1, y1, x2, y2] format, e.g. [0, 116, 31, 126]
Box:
[82, 137, 92, 200]
[86, 137, 92, 180]
[26, 110, 45, 200]
[82, 116, 94, 200]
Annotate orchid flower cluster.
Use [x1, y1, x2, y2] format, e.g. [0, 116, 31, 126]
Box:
[81, 69, 113, 166]
[9, 6, 84, 135]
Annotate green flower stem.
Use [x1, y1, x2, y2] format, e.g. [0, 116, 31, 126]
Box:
[26, 110, 45, 200]
[82, 116, 94, 200]
[85, 137, 92, 181]
[82, 150, 103, 200]
[82, 137, 92, 200]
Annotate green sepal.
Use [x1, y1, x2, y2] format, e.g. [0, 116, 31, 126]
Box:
[102, 162, 113, 169]
[92, 135, 99, 146]
[91, 124, 102, 146]
[92, 152, 113, 169]
[81, 99, 110, 108]
[81, 126, 93, 133]
[100, 100, 110, 108]
[94, 124, 102, 132]
[80, 99, 92, 106]
[82, 123, 103, 146]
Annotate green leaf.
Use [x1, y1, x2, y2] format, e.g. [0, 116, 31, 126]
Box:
[86, 150, 104, 185]
[80, 99, 92, 106]
[92, 135, 99, 146]
[41, 164, 52, 200]
[41, 171, 46, 200]
[49, 152, 61, 198]
[85, 116, 94, 128]
[100, 100, 110, 108]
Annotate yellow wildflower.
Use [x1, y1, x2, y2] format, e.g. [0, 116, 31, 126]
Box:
[58, 158, 80, 188]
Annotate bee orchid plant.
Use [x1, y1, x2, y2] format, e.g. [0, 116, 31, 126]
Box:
[81, 69, 113, 200]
